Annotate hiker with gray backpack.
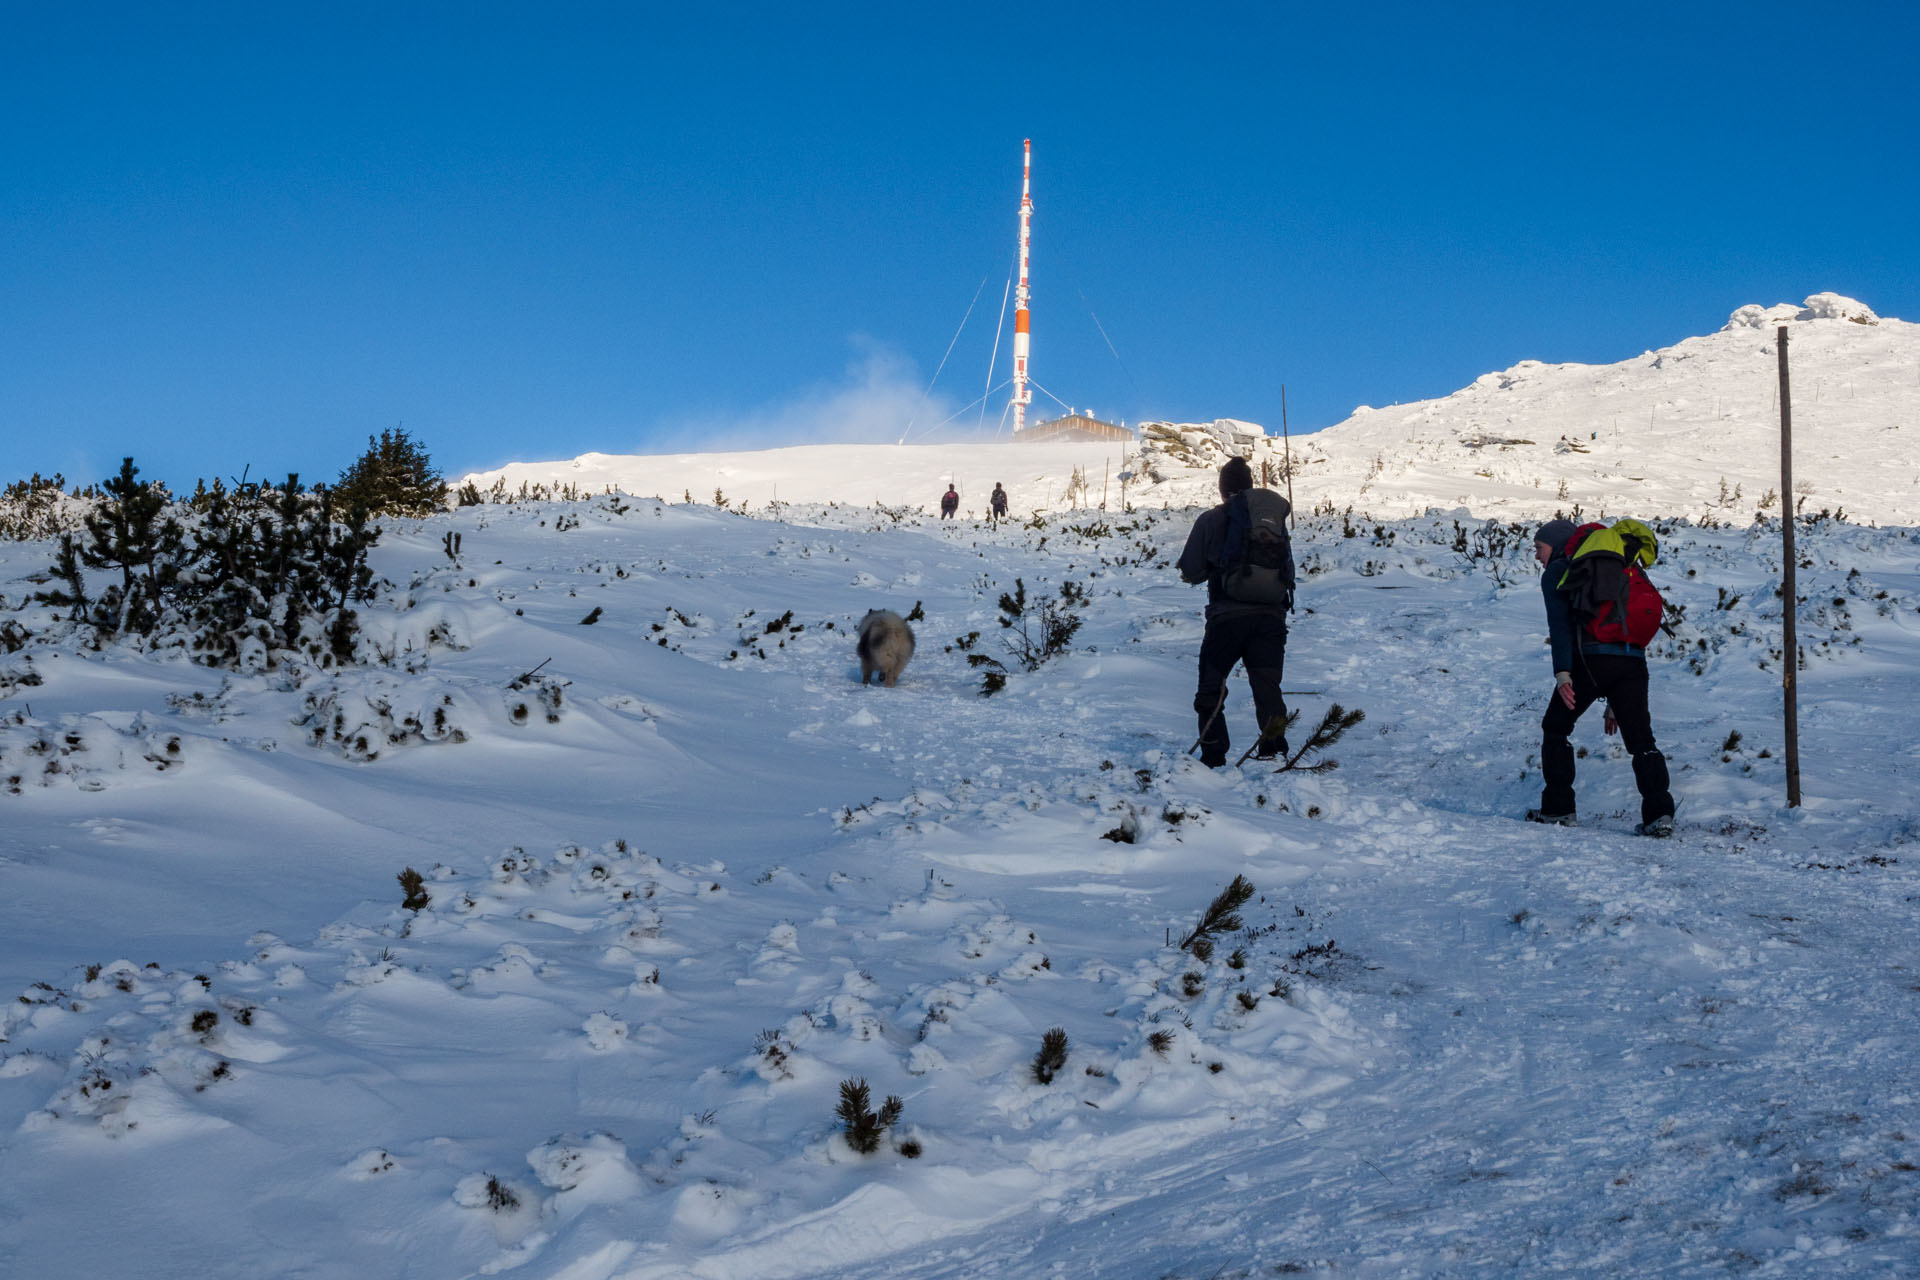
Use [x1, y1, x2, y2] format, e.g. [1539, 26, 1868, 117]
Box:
[1178, 457, 1295, 768]
[1527, 517, 1678, 836]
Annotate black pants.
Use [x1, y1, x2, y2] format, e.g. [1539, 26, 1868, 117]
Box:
[1194, 610, 1287, 766]
[1539, 652, 1675, 825]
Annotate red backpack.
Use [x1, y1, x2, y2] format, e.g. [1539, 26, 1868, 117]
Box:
[1558, 519, 1664, 648]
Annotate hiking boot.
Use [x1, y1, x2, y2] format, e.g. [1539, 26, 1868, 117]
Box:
[1635, 815, 1675, 838]
[1525, 808, 1577, 827]
[1252, 737, 1288, 762]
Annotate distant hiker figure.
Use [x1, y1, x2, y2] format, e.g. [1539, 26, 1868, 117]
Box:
[1527, 517, 1677, 836]
[1178, 457, 1294, 768]
[989, 482, 1009, 522]
[940, 485, 959, 519]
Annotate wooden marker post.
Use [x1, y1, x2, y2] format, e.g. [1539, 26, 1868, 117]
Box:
[1777, 326, 1802, 807]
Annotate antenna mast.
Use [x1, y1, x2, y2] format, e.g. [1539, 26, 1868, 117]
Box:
[1012, 138, 1033, 434]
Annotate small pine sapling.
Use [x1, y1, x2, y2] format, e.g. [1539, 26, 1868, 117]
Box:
[1179, 874, 1255, 953]
[1031, 1027, 1069, 1084]
[1148, 1029, 1175, 1056]
[398, 867, 430, 911]
[993, 577, 1085, 672]
[970, 651, 1009, 696]
[486, 1176, 517, 1211]
[836, 1078, 903, 1154]
[1271, 704, 1366, 773]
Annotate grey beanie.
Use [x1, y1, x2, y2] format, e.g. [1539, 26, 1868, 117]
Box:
[1218, 456, 1254, 498]
[1535, 518, 1578, 551]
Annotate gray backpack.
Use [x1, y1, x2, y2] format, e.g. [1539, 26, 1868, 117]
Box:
[1220, 488, 1295, 607]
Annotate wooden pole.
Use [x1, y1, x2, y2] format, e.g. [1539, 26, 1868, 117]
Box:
[1102, 459, 1110, 511]
[1281, 385, 1296, 527]
[1777, 326, 1801, 807]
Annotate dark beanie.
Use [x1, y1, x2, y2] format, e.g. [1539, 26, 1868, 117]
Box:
[1218, 457, 1254, 499]
[1535, 518, 1577, 551]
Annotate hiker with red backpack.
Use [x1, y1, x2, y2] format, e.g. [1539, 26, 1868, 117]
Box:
[1527, 517, 1677, 836]
[1178, 457, 1294, 768]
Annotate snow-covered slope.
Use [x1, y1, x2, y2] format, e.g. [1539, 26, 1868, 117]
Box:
[458, 441, 1147, 522]
[3, 496, 1919, 1277]
[454, 293, 1918, 527]
[1288, 293, 1918, 525]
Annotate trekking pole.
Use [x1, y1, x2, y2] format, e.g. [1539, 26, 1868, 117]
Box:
[1188, 681, 1231, 755]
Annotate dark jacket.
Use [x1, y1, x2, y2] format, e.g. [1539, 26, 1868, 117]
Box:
[1180, 501, 1291, 620]
[1542, 553, 1645, 672]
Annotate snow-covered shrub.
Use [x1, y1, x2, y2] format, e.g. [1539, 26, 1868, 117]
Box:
[173, 476, 377, 669]
[294, 673, 474, 761]
[0, 709, 187, 793]
[32, 461, 378, 670]
[506, 674, 566, 725]
[0, 473, 93, 542]
[35, 458, 185, 639]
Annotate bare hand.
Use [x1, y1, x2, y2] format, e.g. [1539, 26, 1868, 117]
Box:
[1557, 681, 1577, 711]
[1604, 707, 1619, 736]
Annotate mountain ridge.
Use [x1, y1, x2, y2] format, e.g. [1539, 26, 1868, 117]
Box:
[457, 293, 1917, 526]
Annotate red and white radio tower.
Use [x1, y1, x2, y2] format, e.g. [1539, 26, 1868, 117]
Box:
[1012, 138, 1034, 434]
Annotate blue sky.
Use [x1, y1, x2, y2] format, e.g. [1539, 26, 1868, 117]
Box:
[3, 1, 1915, 489]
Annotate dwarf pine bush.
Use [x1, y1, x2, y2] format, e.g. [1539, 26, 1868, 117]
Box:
[1031, 1028, 1069, 1084]
[973, 577, 1087, 695]
[836, 1078, 903, 1154]
[33, 461, 378, 669]
[334, 428, 447, 517]
[398, 868, 430, 911]
[35, 458, 184, 638]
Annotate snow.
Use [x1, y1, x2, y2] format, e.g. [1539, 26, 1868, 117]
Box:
[458, 443, 1138, 522]
[1277, 294, 1919, 528]
[2, 301, 1919, 1277]
[454, 294, 1918, 531]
